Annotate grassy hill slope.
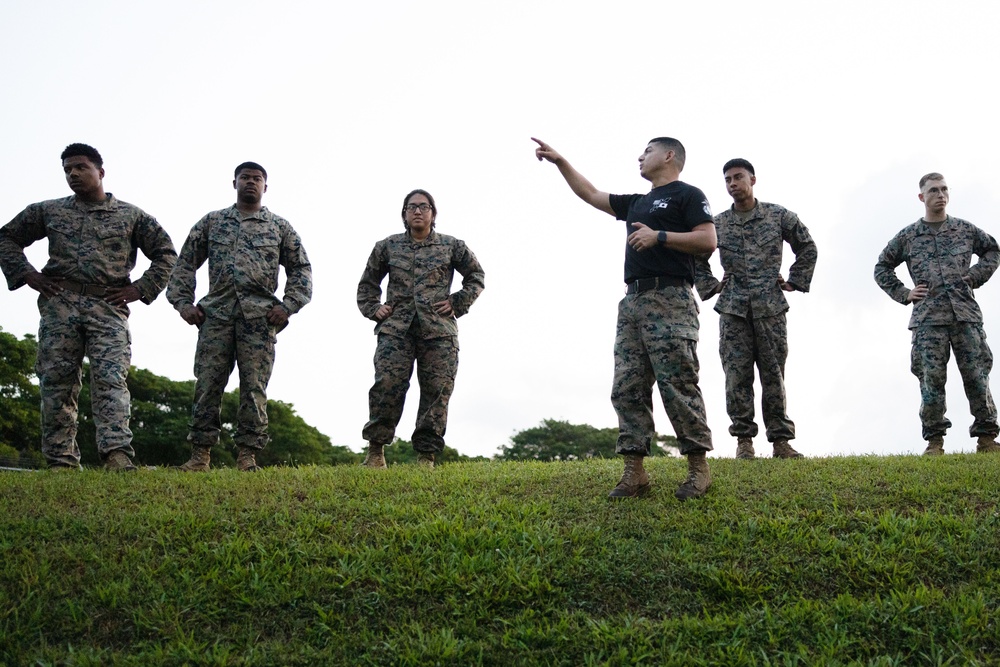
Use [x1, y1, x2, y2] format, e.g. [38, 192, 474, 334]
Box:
[3, 455, 1000, 666]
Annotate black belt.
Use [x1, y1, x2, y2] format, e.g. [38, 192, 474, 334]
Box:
[625, 275, 689, 295]
[53, 278, 112, 297]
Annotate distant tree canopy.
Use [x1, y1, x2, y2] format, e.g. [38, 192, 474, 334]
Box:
[382, 438, 486, 465]
[0, 327, 354, 468]
[496, 419, 679, 461]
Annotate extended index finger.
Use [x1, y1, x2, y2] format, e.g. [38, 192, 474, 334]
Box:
[530, 137, 546, 148]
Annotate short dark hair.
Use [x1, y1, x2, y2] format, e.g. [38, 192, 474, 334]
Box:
[723, 158, 755, 176]
[61, 143, 103, 168]
[235, 161, 267, 181]
[919, 172, 945, 189]
[401, 189, 437, 231]
[648, 137, 686, 171]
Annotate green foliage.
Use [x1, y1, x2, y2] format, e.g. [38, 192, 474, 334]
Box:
[3, 455, 1000, 664]
[382, 437, 485, 465]
[0, 327, 41, 451]
[497, 418, 679, 461]
[0, 328, 346, 468]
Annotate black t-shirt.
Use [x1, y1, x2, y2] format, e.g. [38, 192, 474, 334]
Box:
[609, 181, 714, 284]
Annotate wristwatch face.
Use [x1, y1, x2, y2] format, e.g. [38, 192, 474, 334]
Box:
[658, 230, 667, 244]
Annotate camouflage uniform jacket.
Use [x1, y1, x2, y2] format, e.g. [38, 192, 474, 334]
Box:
[0, 194, 176, 303]
[358, 230, 485, 338]
[694, 201, 817, 317]
[874, 216, 999, 329]
[167, 205, 312, 320]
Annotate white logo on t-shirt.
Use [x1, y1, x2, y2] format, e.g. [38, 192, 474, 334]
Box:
[650, 198, 671, 212]
[702, 200, 712, 217]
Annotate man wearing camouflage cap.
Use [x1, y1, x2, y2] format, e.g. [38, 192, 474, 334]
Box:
[875, 172, 1000, 455]
[0, 143, 177, 471]
[168, 162, 312, 472]
[695, 159, 817, 460]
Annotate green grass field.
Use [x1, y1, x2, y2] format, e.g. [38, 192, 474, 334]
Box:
[3, 455, 1000, 666]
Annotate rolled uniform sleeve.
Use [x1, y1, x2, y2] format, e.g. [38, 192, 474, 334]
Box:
[448, 240, 485, 317]
[357, 241, 390, 321]
[782, 210, 817, 293]
[0, 204, 46, 290]
[278, 225, 312, 314]
[130, 212, 178, 303]
[693, 253, 721, 301]
[167, 216, 211, 312]
[874, 231, 913, 305]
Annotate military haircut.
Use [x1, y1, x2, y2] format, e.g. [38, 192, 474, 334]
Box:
[235, 161, 267, 181]
[723, 158, 755, 176]
[648, 137, 686, 171]
[401, 188, 437, 230]
[61, 143, 103, 168]
[919, 172, 945, 189]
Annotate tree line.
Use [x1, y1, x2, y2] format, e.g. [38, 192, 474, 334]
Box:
[1, 328, 676, 468]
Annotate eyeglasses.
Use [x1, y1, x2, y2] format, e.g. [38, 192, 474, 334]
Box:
[404, 203, 432, 212]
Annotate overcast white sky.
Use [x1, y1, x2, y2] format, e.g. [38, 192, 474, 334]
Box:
[3, 1, 1000, 459]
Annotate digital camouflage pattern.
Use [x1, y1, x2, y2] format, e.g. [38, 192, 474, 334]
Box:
[910, 323, 997, 440]
[695, 201, 817, 317]
[358, 230, 484, 452]
[0, 195, 176, 467]
[167, 205, 312, 319]
[876, 216, 1000, 440]
[357, 231, 485, 338]
[694, 201, 816, 445]
[36, 292, 133, 466]
[719, 312, 794, 441]
[0, 195, 176, 299]
[611, 286, 712, 456]
[168, 205, 312, 450]
[362, 334, 459, 453]
[189, 316, 275, 450]
[874, 216, 999, 328]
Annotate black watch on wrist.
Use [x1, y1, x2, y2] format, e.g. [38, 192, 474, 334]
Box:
[657, 230, 667, 245]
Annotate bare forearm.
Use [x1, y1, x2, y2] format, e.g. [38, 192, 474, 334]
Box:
[553, 159, 612, 215]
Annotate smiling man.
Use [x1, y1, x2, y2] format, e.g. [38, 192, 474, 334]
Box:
[167, 162, 312, 471]
[874, 173, 1000, 455]
[533, 136, 717, 500]
[0, 143, 177, 470]
[695, 159, 817, 460]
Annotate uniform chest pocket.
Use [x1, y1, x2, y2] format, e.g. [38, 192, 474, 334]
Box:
[95, 221, 129, 240]
[47, 218, 80, 238]
[208, 225, 238, 247]
[389, 257, 412, 272]
[753, 222, 782, 247]
[251, 236, 280, 248]
[949, 243, 972, 257]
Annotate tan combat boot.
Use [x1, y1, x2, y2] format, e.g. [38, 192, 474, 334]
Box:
[177, 446, 212, 472]
[772, 439, 803, 459]
[236, 447, 261, 472]
[104, 450, 137, 472]
[923, 436, 945, 456]
[675, 452, 711, 501]
[362, 443, 388, 469]
[417, 452, 435, 469]
[735, 437, 755, 460]
[608, 454, 650, 499]
[976, 436, 1000, 453]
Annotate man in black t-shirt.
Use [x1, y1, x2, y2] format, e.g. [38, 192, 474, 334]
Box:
[533, 136, 717, 500]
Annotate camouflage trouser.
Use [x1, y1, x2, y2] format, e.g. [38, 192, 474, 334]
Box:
[189, 315, 276, 450]
[910, 323, 998, 440]
[719, 312, 795, 442]
[362, 333, 458, 453]
[36, 291, 133, 467]
[611, 286, 713, 456]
